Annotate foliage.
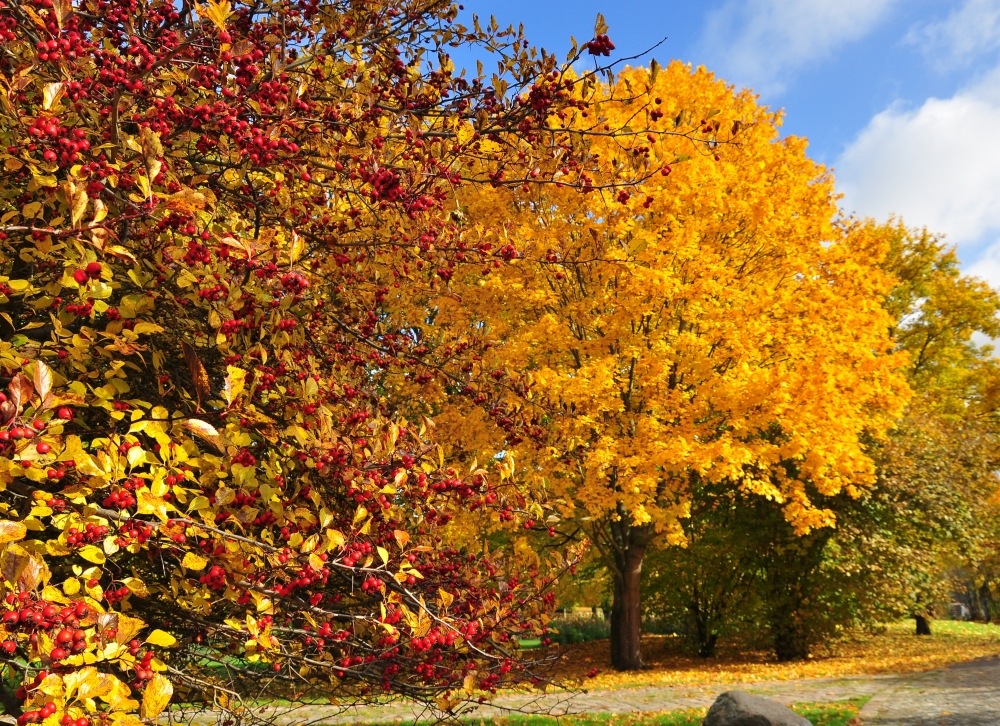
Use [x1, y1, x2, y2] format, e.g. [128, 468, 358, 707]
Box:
[435, 61, 910, 668]
[550, 617, 609, 645]
[0, 0, 692, 723]
[643, 221, 1000, 660]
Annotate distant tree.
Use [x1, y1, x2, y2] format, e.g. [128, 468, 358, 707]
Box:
[640, 222, 1000, 659]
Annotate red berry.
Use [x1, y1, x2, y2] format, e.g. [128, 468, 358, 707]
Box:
[85, 261, 102, 278]
[72, 269, 88, 285]
[57, 407, 73, 420]
[36, 442, 51, 454]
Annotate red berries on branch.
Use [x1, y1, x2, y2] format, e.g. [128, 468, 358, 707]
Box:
[587, 34, 615, 57]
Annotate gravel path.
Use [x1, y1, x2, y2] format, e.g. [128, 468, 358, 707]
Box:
[183, 672, 903, 724]
[171, 655, 1000, 724]
[859, 655, 1000, 726]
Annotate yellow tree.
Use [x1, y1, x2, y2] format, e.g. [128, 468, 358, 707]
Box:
[435, 62, 910, 669]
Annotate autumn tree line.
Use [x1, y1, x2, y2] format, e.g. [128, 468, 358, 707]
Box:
[0, 0, 997, 724]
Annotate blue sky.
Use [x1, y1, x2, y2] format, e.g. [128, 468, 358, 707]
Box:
[459, 0, 1000, 291]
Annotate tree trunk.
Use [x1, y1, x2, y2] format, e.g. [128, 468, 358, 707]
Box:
[978, 582, 993, 623]
[688, 599, 718, 658]
[771, 604, 810, 660]
[915, 614, 932, 635]
[608, 523, 652, 671]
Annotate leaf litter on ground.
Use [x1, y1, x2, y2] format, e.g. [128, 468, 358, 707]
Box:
[541, 620, 1000, 691]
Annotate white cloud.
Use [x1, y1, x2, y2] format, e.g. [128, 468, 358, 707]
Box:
[968, 239, 1000, 291]
[905, 0, 1000, 71]
[836, 66, 1000, 259]
[700, 0, 896, 94]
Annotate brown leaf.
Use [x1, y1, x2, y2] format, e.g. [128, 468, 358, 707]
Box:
[16, 553, 49, 591]
[50, 0, 72, 28]
[31, 359, 53, 406]
[8, 373, 34, 413]
[0, 545, 30, 587]
[163, 188, 208, 215]
[181, 341, 211, 408]
[0, 399, 15, 425]
[181, 419, 224, 452]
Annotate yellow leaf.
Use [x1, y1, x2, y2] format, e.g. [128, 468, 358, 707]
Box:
[181, 552, 208, 570]
[196, 0, 232, 30]
[438, 588, 454, 609]
[163, 188, 208, 214]
[78, 544, 106, 564]
[71, 186, 89, 226]
[222, 366, 246, 405]
[112, 614, 146, 645]
[137, 489, 170, 521]
[42, 82, 64, 110]
[140, 674, 172, 719]
[145, 629, 177, 647]
[92, 197, 107, 224]
[326, 529, 345, 548]
[289, 230, 305, 263]
[0, 520, 27, 543]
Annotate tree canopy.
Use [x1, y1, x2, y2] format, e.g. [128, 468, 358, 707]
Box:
[433, 62, 911, 668]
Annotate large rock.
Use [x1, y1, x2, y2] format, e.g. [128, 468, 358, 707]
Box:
[703, 690, 812, 726]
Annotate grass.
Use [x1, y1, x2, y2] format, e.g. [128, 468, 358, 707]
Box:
[544, 619, 1000, 691]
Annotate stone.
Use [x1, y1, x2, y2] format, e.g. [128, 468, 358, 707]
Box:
[703, 690, 812, 726]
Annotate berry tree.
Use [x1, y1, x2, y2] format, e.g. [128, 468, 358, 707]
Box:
[0, 0, 642, 722]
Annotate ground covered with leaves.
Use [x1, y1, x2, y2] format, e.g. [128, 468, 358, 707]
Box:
[545, 621, 1000, 689]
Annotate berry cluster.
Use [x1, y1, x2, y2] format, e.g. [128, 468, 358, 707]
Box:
[72, 261, 103, 285]
[586, 34, 615, 56]
[64, 522, 109, 546]
[1, 595, 90, 663]
[23, 117, 91, 168]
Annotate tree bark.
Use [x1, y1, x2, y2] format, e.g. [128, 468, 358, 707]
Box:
[607, 522, 652, 671]
[771, 604, 810, 661]
[688, 594, 719, 658]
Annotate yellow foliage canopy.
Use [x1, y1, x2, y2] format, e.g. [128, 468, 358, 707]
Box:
[444, 63, 910, 535]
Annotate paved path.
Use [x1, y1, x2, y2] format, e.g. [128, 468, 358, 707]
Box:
[172, 655, 1000, 724]
[184, 672, 904, 724]
[859, 655, 1000, 726]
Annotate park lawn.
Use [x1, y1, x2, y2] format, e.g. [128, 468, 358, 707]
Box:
[544, 620, 1000, 690]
